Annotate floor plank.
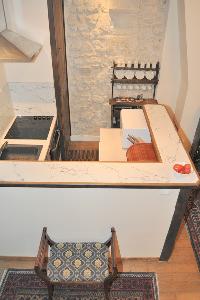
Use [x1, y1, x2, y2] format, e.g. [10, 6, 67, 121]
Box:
[123, 223, 200, 299]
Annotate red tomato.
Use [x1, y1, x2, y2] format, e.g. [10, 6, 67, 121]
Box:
[183, 164, 191, 174]
[173, 164, 184, 173]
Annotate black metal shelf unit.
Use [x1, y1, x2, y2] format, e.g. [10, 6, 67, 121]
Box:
[112, 78, 158, 85]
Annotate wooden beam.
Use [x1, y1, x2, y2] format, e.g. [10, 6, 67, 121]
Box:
[159, 188, 194, 261]
[47, 0, 71, 160]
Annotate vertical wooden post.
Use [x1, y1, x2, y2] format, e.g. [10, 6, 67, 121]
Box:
[190, 118, 200, 162]
[159, 188, 193, 261]
[47, 0, 71, 160]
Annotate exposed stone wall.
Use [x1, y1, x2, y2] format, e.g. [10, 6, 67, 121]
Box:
[64, 0, 169, 137]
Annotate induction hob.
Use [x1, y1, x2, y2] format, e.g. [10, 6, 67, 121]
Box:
[5, 116, 53, 140]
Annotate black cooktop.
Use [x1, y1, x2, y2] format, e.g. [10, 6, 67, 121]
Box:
[5, 116, 53, 140]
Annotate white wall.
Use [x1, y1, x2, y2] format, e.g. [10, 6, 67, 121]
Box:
[158, 0, 200, 145]
[0, 187, 178, 258]
[157, 0, 181, 112]
[3, 0, 53, 82]
[174, 0, 188, 124]
[179, 0, 200, 143]
[0, 0, 6, 31]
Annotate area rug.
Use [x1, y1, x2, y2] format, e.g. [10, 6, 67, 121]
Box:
[0, 269, 159, 300]
[184, 189, 200, 271]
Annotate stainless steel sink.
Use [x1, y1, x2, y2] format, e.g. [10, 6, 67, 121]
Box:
[0, 144, 43, 161]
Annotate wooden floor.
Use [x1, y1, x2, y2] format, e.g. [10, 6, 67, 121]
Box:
[0, 223, 200, 299]
[123, 223, 200, 300]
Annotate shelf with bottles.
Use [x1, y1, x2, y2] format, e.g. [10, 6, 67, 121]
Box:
[109, 97, 158, 106]
[112, 78, 158, 84]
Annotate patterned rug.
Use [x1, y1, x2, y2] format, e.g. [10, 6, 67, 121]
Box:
[0, 269, 159, 300]
[185, 189, 200, 271]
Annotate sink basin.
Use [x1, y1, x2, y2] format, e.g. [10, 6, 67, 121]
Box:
[0, 144, 43, 161]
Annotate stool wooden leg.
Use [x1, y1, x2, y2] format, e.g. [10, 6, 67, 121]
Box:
[47, 284, 54, 300]
[104, 281, 111, 300]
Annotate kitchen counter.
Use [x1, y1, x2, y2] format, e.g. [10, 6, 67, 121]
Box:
[0, 104, 199, 187]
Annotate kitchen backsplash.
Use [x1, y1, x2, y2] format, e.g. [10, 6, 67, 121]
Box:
[8, 82, 57, 116]
[65, 0, 169, 136]
[0, 66, 14, 138]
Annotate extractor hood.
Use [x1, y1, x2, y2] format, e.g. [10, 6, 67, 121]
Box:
[0, 0, 42, 62]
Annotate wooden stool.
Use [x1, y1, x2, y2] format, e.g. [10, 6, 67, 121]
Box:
[35, 227, 118, 299]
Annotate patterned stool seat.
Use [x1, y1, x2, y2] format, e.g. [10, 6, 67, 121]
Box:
[47, 242, 109, 282]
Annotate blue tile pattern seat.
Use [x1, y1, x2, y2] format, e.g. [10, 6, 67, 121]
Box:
[47, 242, 109, 282]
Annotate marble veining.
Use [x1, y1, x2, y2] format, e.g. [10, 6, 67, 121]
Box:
[8, 82, 57, 115]
[0, 161, 197, 185]
[0, 105, 199, 186]
[145, 105, 189, 164]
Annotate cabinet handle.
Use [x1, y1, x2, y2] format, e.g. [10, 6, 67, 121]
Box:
[50, 129, 61, 160]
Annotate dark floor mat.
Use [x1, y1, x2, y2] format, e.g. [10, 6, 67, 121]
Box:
[66, 149, 99, 161]
[66, 142, 99, 161]
[0, 270, 159, 300]
[184, 189, 200, 271]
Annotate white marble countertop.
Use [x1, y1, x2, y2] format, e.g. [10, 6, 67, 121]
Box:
[0, 104, 199, 187]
